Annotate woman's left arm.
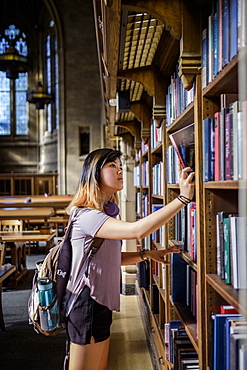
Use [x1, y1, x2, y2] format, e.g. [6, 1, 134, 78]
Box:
[121, 246, 182, 266]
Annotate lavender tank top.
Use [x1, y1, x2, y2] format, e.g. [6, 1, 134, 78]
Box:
[65, 208, 122, 314]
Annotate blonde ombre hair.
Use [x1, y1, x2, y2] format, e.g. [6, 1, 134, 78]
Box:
[66, 148, 122, 214]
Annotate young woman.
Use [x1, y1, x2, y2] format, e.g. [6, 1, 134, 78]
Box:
[65, 148, 195, 370]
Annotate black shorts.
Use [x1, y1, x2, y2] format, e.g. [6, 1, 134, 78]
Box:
[66, 286, 112, 345]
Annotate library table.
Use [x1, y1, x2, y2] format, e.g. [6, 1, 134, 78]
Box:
[0, 195, 72, 213]
[0, 207, 55, 228]
[0, 264, 16, 330]
[0, 230, 56, 287]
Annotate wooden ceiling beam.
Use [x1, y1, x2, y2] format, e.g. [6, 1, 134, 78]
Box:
[130, 101, 151, 143]
[118, 66, 168, 123]
[116, 119, 141, 151]
[122, 0, 181, 39]
[178, 0, 201, 90]
[122, 0, 202, 91]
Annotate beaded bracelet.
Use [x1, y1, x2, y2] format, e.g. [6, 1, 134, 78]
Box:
[177, 195, 191, 206]
[139, 249, 149, 268]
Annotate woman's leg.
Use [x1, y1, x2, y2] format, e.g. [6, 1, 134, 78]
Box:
[69, 337, 110, 370]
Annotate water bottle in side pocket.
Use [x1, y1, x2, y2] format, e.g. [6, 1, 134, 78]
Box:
[37, 277, 60, 331]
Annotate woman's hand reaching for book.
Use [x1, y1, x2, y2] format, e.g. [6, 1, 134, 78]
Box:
[146, 246, 182, 265]
[178, 166, 195, 201]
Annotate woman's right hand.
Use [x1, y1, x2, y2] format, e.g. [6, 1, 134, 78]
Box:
[178, 166, 195, 201]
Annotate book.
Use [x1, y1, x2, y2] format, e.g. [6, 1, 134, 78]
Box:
[229, 215, 238, 288]
[222, 0, 230, 67]
[169, 123, 195, 172]
[202, 28, 208, 88]
[203, 118, 215, 181]
[214, 111, 221, 181]
[230, 333, 247, 369]
[173, 338, 194, 369]
[151, 283, 159, 314]
[225, 112, 232, 180]
[181, 359, 199, 370]
[230, 101, 240, 180]
[236, 216, 247, 289]
[220, 305, 238, 314]
[171, 253, 187, 303]
[225, 316, 245, 370]
[230, 0, 238, 59]
[211, 313, 240, 370]
[168, 320, 184, 363]
[213, 2, 219, 77]
[219, 107, 229, 180]
[223, 216, 231, 283]
[217, 211, 236, 280]
[137, 260, 150, 290]
[208, 13, 214, 83]
[239, 344, 247, 370]
[218, 0, 223, 71]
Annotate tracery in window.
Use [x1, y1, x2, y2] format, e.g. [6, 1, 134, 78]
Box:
[0, 25, 29, 136]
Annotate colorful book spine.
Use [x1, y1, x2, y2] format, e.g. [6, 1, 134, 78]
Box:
[214, 111, 221, 181]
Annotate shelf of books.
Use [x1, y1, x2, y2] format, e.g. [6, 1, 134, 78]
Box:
[133, 1, 247, 369]
[201, 0, 247, 365]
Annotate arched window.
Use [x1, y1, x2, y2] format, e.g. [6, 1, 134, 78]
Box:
[0, 25, 29, 136]
[45, 20, 59, 132]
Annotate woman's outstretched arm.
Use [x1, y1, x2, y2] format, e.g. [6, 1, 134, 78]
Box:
[96, 166, 194, 240]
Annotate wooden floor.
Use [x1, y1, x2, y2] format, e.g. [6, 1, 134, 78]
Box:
[108, 294, 153, 370]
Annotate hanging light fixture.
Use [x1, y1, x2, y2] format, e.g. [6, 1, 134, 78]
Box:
[26, 81, 53, 109]
[0, 25, 31, 79]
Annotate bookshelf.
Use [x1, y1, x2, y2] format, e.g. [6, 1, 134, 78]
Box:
[133, 2, 244, 369]
[93, 0, 247, 368]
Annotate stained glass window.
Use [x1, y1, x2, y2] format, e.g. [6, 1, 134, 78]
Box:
[0, 71, 10, 135]
[45, 20, 59, 132]
[0, 25, 29, 136]
[15, 73, 28, 135]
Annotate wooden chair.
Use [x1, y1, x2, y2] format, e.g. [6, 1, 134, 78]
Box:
[0, 219, 34, 255]
[0, 219, 23, 232]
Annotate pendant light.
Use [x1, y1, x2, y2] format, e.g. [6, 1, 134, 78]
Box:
[26, 81, 53, 110]
[0, 25, 31, 79]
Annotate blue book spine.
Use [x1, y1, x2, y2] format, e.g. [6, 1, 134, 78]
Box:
[169, 320, 183, 363]
[171, 253, 187, 303]
[222, 0, 230, 67]
[230, 0, 238, 59]
[213, 5, 219, 77]
[209, 118, 215, 181]
[203, 118, 210, 181]
[213, 314, 241, 370]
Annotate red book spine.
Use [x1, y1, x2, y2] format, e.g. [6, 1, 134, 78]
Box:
[220, 305, 238, 314]
[169, 136, 186, 169]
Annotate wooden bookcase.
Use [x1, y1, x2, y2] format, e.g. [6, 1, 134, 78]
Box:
[133, 5, 244, 370]
[93, 0, 247, 368]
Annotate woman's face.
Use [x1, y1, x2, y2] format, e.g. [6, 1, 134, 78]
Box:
[99, 157, 123, 196]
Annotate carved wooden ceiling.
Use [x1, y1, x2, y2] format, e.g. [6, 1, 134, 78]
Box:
[93, 0, 210, 148]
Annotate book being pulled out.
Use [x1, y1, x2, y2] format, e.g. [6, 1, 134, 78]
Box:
[169, 123, 195, 171]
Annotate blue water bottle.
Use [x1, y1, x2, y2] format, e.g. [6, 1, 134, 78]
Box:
[37, 277, 60, 331]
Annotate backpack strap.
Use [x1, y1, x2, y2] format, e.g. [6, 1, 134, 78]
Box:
[63, 207, 81, 239]
[81, 237, 104, 278]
